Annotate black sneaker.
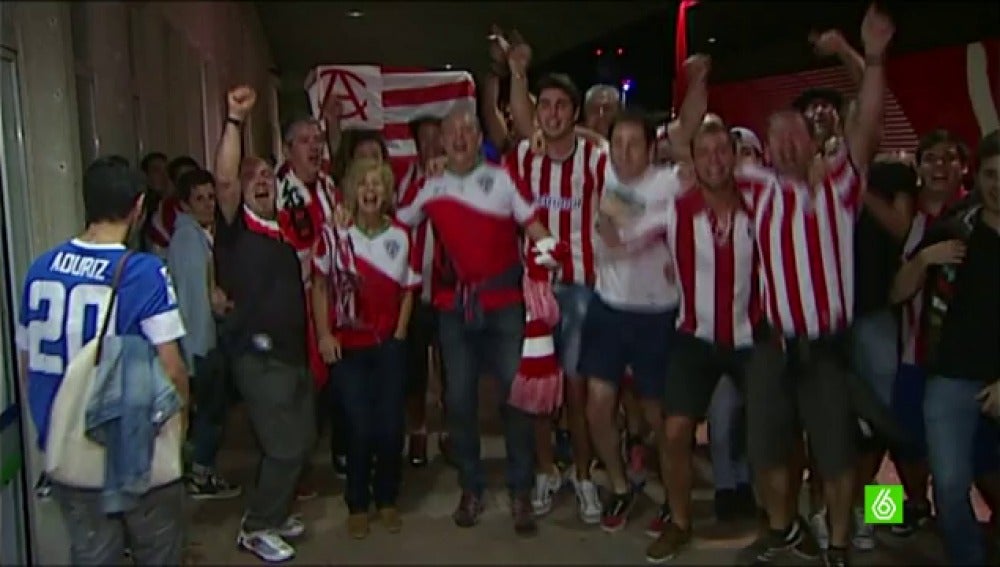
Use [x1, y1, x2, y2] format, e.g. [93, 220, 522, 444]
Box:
[407, 433, 428, 468]
[600, 490, 635, 533]
[793, 515, 821, 559]
[736, 522, 803, 565]
[823, 545, 850, 567]
[34, 473, 52, 500]
[646, 502, 673, 538]
[186, 472, 242, 500]
[889, 499, 931, 537]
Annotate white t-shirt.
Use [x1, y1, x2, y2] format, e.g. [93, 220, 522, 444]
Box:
[595, 165, 682, 311]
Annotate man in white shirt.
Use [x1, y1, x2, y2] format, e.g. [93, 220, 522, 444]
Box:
[587, 111, 682, 533]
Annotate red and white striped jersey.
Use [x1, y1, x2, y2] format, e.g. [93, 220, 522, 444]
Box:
[396, 161, 538, 312]
[397, 161, 437, 304]
[738, 145, 862, 339]
[899, 189, 968, 365]
[625, 185, 759, 348]
[509, 137, 607, 287]
[312, 222, 420, 349]
[597, 166, 681, 311]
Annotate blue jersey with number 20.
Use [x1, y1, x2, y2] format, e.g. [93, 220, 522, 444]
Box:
[15, 239, 186, 449]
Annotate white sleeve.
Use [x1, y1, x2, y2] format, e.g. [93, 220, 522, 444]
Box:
[140, 310, 186, 346]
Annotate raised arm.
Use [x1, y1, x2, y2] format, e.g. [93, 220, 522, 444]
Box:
[215, 86, 255, 224]
[666, 55, 711, 166]
[811, 29, 865, 87]
[845, 4, 894, 170]
[481, 72, 513, 152]
[506, 30, 538, 141]
[320, 93, 343, 159]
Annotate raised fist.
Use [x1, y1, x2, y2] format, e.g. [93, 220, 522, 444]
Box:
[488, 25, 510, 62]
[684, 54, 711, 84]
[809, 29, 848, 57]
[488, 25, 512, 77]
[506, 29, 532, 76]
[861, 3, 894, 56]
[227, 86, 256, 121]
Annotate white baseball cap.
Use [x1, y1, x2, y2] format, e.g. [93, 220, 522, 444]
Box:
[730, 126, 762, 155]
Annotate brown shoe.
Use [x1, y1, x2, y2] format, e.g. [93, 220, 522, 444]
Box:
[452, 491, 484, 528]
[511, 493, 538, 537]
[378, 507, 402, 533]
[347, 513, 369, 539]
[645, 522, 692, 563]
[408, 433, 428, 467]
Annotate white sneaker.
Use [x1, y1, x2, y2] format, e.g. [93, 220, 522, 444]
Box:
[278, 514, 305, 539]
[574, 478, 602, 525]
[810, 508, 830, 551]
[531, 469, 563, 516]
[237, 529, 295, 563]
[851, 505, 876, 551]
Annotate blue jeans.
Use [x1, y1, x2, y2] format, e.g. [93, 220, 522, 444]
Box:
[924, 376, 1000, 565]
[553, 283, 593, 378]
[438, 303, 533, 496]
[190, 351, 229, 469]
[850, 309, 898, 407]
[332, 339, 407, 513]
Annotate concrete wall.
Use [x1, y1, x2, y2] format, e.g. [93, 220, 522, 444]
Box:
[0, 3, 275, 563]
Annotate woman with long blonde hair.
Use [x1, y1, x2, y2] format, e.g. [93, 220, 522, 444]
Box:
[310, 159, 419, 539]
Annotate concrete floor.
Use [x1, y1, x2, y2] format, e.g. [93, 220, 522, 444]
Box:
[29, 379, 976, 565]
[176, 384, 956, 566]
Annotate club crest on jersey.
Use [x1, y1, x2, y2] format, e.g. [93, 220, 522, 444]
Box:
[477, 174, 494, 194]
[383, 238, 401, 259]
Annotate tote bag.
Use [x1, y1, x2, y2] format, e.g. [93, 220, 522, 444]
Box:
[44, 252, 184, 489]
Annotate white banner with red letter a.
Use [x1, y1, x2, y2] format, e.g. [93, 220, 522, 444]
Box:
[305, 65, 477, 177]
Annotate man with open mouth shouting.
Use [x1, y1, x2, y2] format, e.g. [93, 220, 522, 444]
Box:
[212, 86, 316, 563]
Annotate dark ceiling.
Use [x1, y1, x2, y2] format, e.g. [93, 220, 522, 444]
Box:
[256, 0, 667, 79]
[687, 0, 1000, 82]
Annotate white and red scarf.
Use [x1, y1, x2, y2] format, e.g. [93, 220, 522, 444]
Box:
[319, 223, 364, 328]
[275, 162, 338, 258]
[508, 250, 563, 415]
[241, 203, 328, 388]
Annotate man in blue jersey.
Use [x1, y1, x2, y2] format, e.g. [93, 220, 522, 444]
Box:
[15, 157, 189, 565]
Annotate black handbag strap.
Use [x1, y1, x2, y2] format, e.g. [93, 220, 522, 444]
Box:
[94, 251, 134, 361]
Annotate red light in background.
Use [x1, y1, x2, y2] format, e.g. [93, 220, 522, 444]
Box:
[595, 48, 603, 56]
[616, 47, 625, 56]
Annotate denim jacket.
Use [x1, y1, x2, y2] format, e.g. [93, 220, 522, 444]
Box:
[85, 334, 182, 513]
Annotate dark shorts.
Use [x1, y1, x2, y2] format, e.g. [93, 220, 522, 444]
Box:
[745, 329, 857, 479]
[577, 295, 676, 400]
[663, 333, 750, 419]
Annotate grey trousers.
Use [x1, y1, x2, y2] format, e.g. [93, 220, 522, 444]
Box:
[53, 480, 184, 566]
[233, 353, 316, 532]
